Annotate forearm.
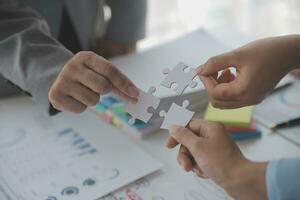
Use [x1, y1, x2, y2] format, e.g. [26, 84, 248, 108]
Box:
[223, 158, 300, 200]
[0, 5, 72, 113]
[276, 35, 300, 71]
[266, 158, 300, 200]
[222, 160, 268, 200]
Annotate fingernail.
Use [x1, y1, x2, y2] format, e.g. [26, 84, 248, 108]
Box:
[178, 159, 182, 166]
[197, 66, 205, 75]
[131, 97, 138, 104]
[169, 125, 179, 135]
[192, 168, 199, 174]
[127, 86, 139, 97]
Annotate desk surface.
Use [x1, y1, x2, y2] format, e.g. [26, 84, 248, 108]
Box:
[1, 25, 300, 198]
[1, 96, 300, 199]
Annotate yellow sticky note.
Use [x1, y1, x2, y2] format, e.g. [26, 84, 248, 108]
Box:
[204, 103, 253, 127]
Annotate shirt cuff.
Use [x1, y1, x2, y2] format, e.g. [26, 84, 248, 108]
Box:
[30, 52, 73, 115]
[266, 158, 300, 200]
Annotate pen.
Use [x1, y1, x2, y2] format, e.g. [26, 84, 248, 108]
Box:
[271, 117, 300, 130]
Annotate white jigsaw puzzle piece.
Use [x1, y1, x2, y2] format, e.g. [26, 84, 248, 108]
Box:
[161, 62, 198, 95]
[159, 100, 195, 130]
[125, 87, 161, 125]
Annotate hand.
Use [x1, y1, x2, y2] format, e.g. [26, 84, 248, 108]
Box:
[49, 51, 139, 113]
[198, 35, 300, 109]
[291, 69, 300, 78]
[167, 119, 268, 200]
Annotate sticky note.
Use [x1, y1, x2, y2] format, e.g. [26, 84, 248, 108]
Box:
[230, 130, 261, 140]
[204, 103, 253, 127]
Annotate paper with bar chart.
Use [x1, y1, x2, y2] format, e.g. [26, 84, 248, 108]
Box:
[0, 110, 162, 200]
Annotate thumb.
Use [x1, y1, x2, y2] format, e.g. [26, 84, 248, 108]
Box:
[169, 125, 202, 155]
[198, 52, 236, 76]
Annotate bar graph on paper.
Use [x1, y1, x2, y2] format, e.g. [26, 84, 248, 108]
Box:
[0, 113, 161, 200]
[0, 127, 111, 200]
[55, 128, 97, 158]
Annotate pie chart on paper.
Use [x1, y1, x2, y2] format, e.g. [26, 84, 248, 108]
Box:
[0, 127, 26, 149]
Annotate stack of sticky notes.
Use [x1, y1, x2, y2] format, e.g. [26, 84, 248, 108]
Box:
[204, 103, 261, 140]
[92, 95, 161, 139]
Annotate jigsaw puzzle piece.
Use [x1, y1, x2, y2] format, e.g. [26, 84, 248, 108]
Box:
[161, 62, 198, 95]
[125, 87, 161, 125]
[161, 62, 187, 88]
[159, 100, 195, 129]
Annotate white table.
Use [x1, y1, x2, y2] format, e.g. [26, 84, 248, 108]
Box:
[1, 96, 300, 200]
[1, 26, 300, 198]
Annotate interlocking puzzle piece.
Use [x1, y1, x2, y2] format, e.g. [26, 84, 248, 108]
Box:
[125, 87, 161, 125]
[159, 100, 195, 130]
[161, 62, 198, 95]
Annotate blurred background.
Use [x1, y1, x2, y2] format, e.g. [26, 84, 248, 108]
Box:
[138, 0, 300, 50]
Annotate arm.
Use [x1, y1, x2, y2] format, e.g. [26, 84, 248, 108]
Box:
[0, 2, 139, 114]
[267, 158, 300, 200]
[198, 35, 300, 109]
[168, 120, 300, 199]
[167, 119, 268, 200]
[0, 2, 72, 112]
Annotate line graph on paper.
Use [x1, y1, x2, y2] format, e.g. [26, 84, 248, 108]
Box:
[255, 83, 300, 126]
[279, 87, 300, 109]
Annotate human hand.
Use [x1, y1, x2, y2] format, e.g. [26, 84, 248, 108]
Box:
[168, 119, 268, 200]
[198, 35, 300, 109]
[291, 69, 300, 78]
[49, 51, 139, 113]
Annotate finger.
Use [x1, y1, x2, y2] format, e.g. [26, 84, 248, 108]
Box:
[51, 95, 87, 113]
[199, 75, 218, 93]
[166, 136, 179, 148]
[193, 166, 209, 179]
[210, 99, 243, 109]
[169, 125, 203, 155]
[201, 72, 240, 102]
[200, 72, 240, 102]
[167, 118, 205, 148]
[211, 81, 242, 101]
[84, 53, 139, 98]
[188, 119, 210, 138]
[111, 86, 138, 103]
[178, 145, 194, 172]
[198, 52, 236, 76]
[217, 69, 234, 83]
[77, 68, 112, 94]
[189, 118, 204, 133]
[211, 72, 218, 81]
[68, 83, 100, 106]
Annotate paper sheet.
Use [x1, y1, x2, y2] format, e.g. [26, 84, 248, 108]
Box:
[100, 167, 233, 200]
[254, 80, 300, 146]
[254, 81, 300, 127]
[0, 98, 162, 200]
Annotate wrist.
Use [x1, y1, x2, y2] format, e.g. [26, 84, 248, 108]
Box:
[280, 35, 300, 71]
[223, 160, 268, 200]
